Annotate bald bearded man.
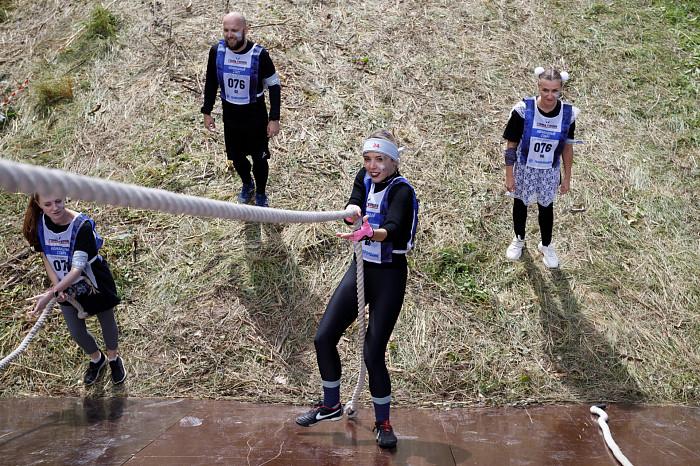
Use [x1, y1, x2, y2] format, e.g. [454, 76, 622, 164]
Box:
[201, 12, 281, 207]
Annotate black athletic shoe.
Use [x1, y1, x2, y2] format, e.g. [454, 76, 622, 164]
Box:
[84, 351, 106, 385]
[295, 401, 343, 427]
[373, 420, 398, 449]
[238, 182, 255, 204]
[109, 356, 126, 384]
[255, 193, 269, 207]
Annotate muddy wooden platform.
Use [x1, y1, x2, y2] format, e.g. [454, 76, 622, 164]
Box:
[0, 398, 698, 465]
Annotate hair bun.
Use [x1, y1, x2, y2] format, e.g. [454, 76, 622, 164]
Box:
[560, 71, 569, 82]
[534, 67, 545, 77]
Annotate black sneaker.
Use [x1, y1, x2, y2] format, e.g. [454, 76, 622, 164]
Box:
[238, 181, 255, 204]
[373, 420, 398, 449]
[109, 356, 126, 384]
[295, 401, 343, 427]
[84, 351, 106, 385]
[255, 193, 268, 207]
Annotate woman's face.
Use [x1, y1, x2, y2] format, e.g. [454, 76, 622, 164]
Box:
[537, 79, 562, 109]
[37, 196, 67, 223]
[364, 151, 396, 183]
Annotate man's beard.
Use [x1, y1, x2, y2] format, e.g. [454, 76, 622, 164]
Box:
[227, 36, 245, 50]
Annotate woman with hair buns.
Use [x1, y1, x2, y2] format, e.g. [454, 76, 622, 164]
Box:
[295, 129, 418, 450]
[502, 67, 580, 268]
[22, 194, 125, 386]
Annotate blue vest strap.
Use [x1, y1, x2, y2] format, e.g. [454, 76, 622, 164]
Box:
[520, 98, 535, 164]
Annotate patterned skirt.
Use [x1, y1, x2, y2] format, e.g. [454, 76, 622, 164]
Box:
[508, 162, 560, 207]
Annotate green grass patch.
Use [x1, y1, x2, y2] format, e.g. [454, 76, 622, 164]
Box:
[81, 6, 120, 40]
[0, 0, 13, 22]
[424, 243, 489, 303]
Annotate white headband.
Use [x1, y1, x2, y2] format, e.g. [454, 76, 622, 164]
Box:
[362, 138, 405, 162]
[534, 66, 569, 82]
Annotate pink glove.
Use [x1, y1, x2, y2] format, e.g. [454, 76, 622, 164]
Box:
[347, 219, 374, 242]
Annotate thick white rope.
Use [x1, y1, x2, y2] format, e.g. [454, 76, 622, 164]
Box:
[345, 218, 367, 418]
[0, 158, 355, 223]
[0, 295, 83, 371]
[0, 158, 371, 405]
[0, 159, 368, 391]
[590, 404, 634, 466]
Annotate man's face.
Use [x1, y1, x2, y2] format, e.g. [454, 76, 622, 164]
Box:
[223, 17, 246, 51]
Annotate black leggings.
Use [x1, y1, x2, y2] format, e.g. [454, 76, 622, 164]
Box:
[513, 198, 553, 246]
[314, 260, 407, 399]
[223, 122, 269, 194]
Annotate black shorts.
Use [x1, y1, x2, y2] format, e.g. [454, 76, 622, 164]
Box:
[223, 122, 270, 161]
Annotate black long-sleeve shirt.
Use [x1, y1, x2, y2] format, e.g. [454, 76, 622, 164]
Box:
[201, 41, 281, 129]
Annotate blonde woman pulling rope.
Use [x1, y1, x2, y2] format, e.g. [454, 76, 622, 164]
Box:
[294, 130, 419, 450]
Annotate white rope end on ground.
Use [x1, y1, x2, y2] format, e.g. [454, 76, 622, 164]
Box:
[590, 404, 634, 466]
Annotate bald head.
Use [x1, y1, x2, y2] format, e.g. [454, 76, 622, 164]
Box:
[222, 12, 248, 52]
[223, 12, 246, 28]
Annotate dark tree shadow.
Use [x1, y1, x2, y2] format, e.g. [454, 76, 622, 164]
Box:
[521, 249, 644, 402]
[235, 221, 328, 378]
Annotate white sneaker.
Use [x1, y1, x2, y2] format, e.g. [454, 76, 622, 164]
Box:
[506, 236, 526, 260]
[538, 242, 559, 268]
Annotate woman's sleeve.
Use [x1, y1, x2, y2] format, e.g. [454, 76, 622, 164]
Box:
[73, 222, 98, 260]
[502, 109, 524, 143]
[346, 168, 367, 209]
[382, 184, 414, 243]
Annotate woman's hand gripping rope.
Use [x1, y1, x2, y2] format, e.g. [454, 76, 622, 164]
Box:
[27, 290, 66, 317]
[337, 215, 373, 242]
[27, 287, 88, 319]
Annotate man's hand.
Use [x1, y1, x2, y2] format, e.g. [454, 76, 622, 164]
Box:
[267, 120, 280, 138]
[203, 114, 216, 132]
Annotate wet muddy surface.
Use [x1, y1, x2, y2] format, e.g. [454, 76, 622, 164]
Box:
[1, 398, 698, 465]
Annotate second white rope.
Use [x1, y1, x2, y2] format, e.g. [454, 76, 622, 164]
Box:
[590, 404, 634, 466]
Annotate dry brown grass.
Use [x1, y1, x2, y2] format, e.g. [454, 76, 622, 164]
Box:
[0, 0, 698, 408]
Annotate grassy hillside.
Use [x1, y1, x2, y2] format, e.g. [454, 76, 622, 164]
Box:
[1, 0, 697, 407]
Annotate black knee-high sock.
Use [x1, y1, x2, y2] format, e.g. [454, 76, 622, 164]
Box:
[538, 203, 554, 246]
[513, 198, 527, 239]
